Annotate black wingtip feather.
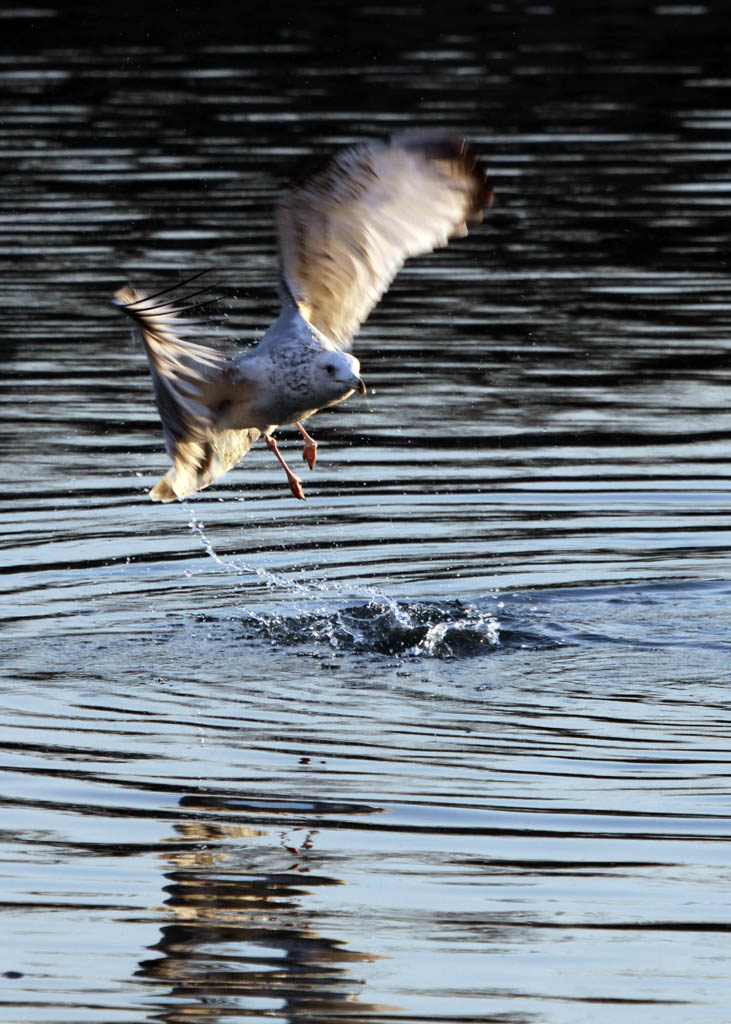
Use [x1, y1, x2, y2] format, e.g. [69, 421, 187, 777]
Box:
[121, 268, 216, 307]
[391, 130, 493, 219]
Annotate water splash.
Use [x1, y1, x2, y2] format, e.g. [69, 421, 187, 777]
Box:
[189, 598, 563, 660]
[252, 597, 563, 658]
[184, 509, 561, 658]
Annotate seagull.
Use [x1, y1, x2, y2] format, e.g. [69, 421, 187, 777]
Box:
[114, 131, 492, 502]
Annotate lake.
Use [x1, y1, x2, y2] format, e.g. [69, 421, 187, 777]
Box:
[2, 2, 731, 1021]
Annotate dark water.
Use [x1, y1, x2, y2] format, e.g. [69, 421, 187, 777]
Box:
[3, 2, 731, 1021]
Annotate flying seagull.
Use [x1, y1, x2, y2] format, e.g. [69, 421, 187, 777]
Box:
[114, 131, 492, 502]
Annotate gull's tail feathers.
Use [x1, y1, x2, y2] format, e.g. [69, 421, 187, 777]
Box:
[114, 282, 259, 501]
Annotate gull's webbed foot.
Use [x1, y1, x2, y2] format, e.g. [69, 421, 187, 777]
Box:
[296, 421, 318, 470]
[287, 474, 306, 501]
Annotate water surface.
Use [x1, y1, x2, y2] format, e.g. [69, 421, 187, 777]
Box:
[3, 3, 731, 1022]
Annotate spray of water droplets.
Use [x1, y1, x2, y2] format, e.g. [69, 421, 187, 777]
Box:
[183, 506, 506, 658]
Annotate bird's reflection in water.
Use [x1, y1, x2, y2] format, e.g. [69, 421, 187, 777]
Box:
[137, 795, 395, 1023]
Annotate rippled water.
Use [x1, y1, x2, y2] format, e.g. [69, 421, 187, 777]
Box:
[3, 2, 731, 1022]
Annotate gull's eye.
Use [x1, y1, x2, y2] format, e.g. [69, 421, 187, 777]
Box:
[325, 363, 335, 375]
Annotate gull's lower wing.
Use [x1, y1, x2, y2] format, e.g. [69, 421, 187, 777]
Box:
[114, 282, 257, 501]
[114, 283, 230, 456]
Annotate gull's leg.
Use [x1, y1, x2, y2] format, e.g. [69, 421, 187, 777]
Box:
[296, 421, 318, 470]
[264, 434, 306, 500]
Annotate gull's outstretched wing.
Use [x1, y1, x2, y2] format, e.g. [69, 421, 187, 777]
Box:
[114, 283, 259, 501]
[276, 131, 492, 347]
[114, 282, 230, 458]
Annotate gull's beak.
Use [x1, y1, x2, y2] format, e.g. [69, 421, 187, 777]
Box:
[336, 371, 367, 397]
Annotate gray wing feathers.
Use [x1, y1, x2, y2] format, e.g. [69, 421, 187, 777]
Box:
[114, 285, 258, 501]
[276, 131, 492, 346]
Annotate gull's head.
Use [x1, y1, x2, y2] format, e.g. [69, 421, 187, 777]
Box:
[310, 349, 366, 408]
